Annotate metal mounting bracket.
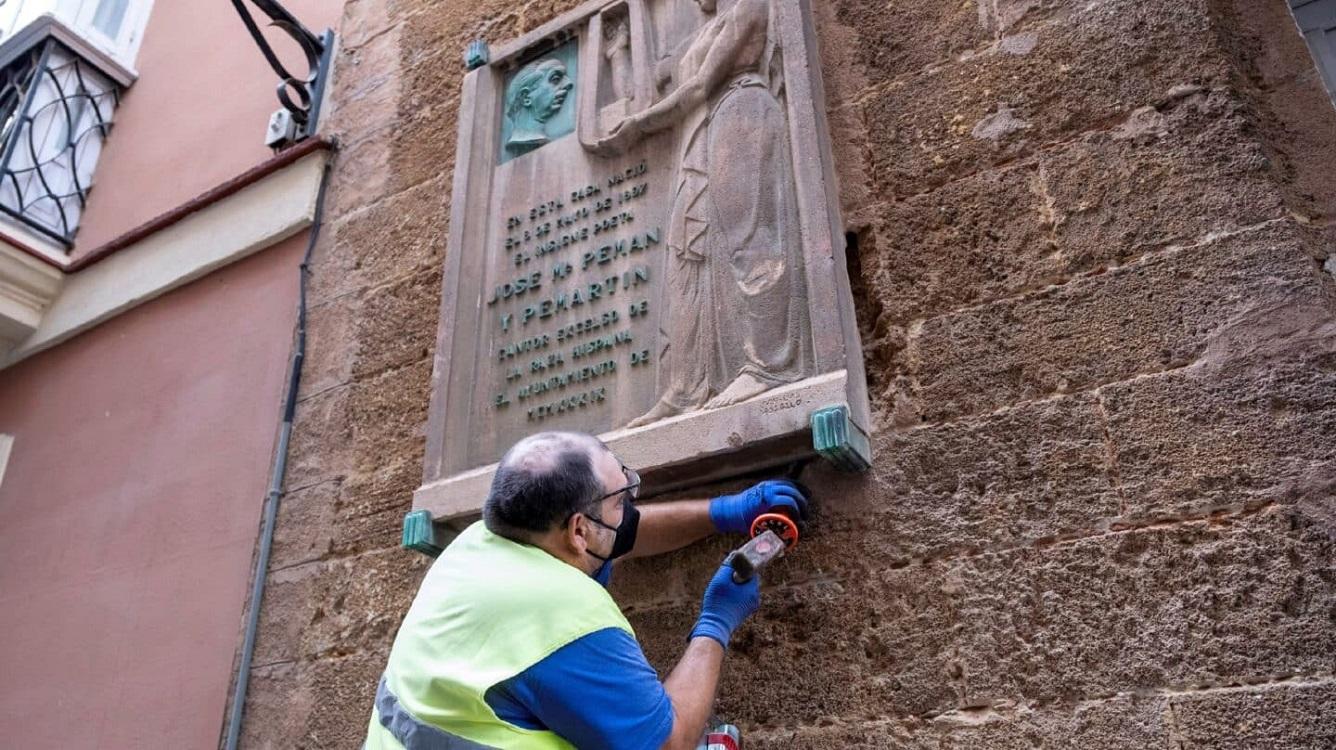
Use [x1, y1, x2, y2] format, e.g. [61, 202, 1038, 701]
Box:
[465, 40, 490, 70]
[810, 404, 872, 472]
[402, 509, 444, 557]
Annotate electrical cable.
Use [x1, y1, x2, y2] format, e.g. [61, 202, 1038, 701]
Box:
[222, 152, 334, 750]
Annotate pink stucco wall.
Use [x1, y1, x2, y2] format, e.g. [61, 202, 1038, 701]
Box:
[0, 233, 305, 747]
[72, 0, 339, 254]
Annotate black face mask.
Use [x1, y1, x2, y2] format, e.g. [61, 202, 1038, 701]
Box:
[585, 501, 640, 562]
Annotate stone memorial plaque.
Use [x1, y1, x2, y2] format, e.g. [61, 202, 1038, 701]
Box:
[415, 0, 870, 521]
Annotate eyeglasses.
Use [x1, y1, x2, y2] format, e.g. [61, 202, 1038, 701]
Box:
[594, 465, 640, 507]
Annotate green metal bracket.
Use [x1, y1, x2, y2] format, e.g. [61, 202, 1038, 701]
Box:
[811, 404, 872, 473]
[465, 39, 489, 70]
[402, 510, 444, 557]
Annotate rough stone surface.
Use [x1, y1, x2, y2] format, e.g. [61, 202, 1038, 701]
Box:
[807, 394, 1122, 562]
[237, 0, 1336, 745]
[349, 268, 442, 379]
[869, 162, 1057, 325]
[952, 510, 1336, 705]
[1040, 89, 1287, 270]
[1103, 346, 1336, 521]
[300, 298, 357, 398]
[1171, 681, 1336, 749]
[746, 694, 1171, 749]
[824, 0, 990, 85]
[908, 222, 1326, 423]
[252, 560, 322, 667]
[326, 23, 402, 144]
[269, 480, 340, 571]
[345, 359, 431, 474]
[310, 174, 448, 304]
[285, 385, 355, 491]
[633, 508, 1336, 723]
[864, 0, 1235, 197]
[244, 650, 389, 749]
[238, 662, 314, 750]
[331, 459, 425, 557]
[254, 548, 426, 668]
[1211, 0, 1336, 223]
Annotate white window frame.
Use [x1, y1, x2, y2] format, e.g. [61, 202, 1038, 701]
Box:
[0, 0, 153, 69]
[68, 0, 152, 68]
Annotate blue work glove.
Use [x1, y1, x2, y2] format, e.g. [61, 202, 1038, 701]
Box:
[690, 562, 761, 649]
[709, 479, 810, 535]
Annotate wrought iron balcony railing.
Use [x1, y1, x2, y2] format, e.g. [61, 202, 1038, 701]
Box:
[0, 20, 124, 248]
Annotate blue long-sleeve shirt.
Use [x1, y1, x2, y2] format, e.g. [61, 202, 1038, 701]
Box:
[483, 627, 674, 748]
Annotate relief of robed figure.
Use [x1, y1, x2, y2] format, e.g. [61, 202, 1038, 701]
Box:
[590, 0, 813, 428]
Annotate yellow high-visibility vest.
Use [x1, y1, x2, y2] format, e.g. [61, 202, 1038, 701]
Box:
[364, 521, 634, 749]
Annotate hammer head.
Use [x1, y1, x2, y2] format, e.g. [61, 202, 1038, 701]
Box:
[725, 529, 787, 583]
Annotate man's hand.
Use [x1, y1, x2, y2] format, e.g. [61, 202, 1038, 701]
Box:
[708, 479, 810, 536]
[690, 562, 761, 649]
[659, 557, 765, 750]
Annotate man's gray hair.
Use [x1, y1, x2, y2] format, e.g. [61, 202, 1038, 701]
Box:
[482, 431, 607, 540]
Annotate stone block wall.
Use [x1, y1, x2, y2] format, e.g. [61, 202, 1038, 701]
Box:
[238, 0, 1336, 746]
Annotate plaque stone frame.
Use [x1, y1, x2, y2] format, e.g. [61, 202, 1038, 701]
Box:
[412, 0, 870, 528]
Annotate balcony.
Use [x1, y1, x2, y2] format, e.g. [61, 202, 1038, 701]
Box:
[0, 15, 134, 354]
[0, 16, 132, 249]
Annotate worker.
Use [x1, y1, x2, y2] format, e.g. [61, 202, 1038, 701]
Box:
[364, 430, 808, 749]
